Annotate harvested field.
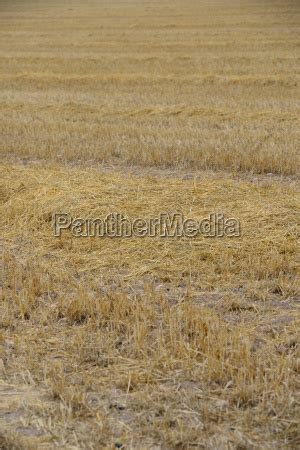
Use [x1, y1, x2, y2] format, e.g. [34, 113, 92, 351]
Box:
[0, 0, 299, 448]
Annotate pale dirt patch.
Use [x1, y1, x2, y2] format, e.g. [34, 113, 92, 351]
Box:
[0, 381, 51, 448]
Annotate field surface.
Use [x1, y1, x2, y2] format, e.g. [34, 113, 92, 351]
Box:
[0, 0, 299, 449]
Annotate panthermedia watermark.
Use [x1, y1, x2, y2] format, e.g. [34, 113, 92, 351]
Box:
[53, 212, 241, 238]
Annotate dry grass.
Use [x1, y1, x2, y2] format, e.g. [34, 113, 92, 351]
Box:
[0, 163, 299, 448]
[0, 0, 299, 174]
[0, 0, 299, 448]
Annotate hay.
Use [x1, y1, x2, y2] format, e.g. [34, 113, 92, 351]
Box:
[0, 162, 299, 447]
[0, 0, 299, 446]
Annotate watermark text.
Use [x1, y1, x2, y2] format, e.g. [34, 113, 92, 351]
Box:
[53, 212, 241, 238]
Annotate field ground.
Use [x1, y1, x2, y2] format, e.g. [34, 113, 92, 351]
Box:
[0, 0, 299, 449]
